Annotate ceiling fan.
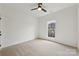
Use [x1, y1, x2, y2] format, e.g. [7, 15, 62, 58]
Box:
[31, 3, 47, 12]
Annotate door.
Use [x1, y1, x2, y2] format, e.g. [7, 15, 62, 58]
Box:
[0, 17, 2, 49]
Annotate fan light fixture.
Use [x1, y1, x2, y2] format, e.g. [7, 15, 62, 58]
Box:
[31, 3, 47, 12]
[37, 7, 42, 11]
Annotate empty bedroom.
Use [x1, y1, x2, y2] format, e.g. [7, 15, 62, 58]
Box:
[0, 3, 79, 56]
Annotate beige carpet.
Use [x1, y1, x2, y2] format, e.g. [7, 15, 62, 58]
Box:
[0, 39, 77, 56]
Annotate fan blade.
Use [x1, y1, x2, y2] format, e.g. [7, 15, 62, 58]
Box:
[42, 8, 47, 12]
[38, 3, 42, 6]
[31, 8, 38, 10]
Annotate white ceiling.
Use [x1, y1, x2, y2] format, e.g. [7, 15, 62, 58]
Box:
[29, 3, 76, 17]
[0, 3, 76, 17]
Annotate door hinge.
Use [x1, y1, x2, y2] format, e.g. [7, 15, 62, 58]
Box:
[0, 45, 1, 47]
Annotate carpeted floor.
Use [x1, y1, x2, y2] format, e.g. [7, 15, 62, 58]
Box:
[0, 39, 77, 56]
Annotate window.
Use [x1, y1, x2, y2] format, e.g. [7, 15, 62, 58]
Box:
[48, 20, 56, 38]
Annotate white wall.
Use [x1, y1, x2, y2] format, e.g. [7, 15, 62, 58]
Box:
[1, 5, 38, 48]
[38, 5, 77, 47]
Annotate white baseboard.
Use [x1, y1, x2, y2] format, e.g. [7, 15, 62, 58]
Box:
[36, 37, 77, 49]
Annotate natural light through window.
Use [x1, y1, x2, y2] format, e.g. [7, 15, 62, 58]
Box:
[48, 20, 56, 38]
